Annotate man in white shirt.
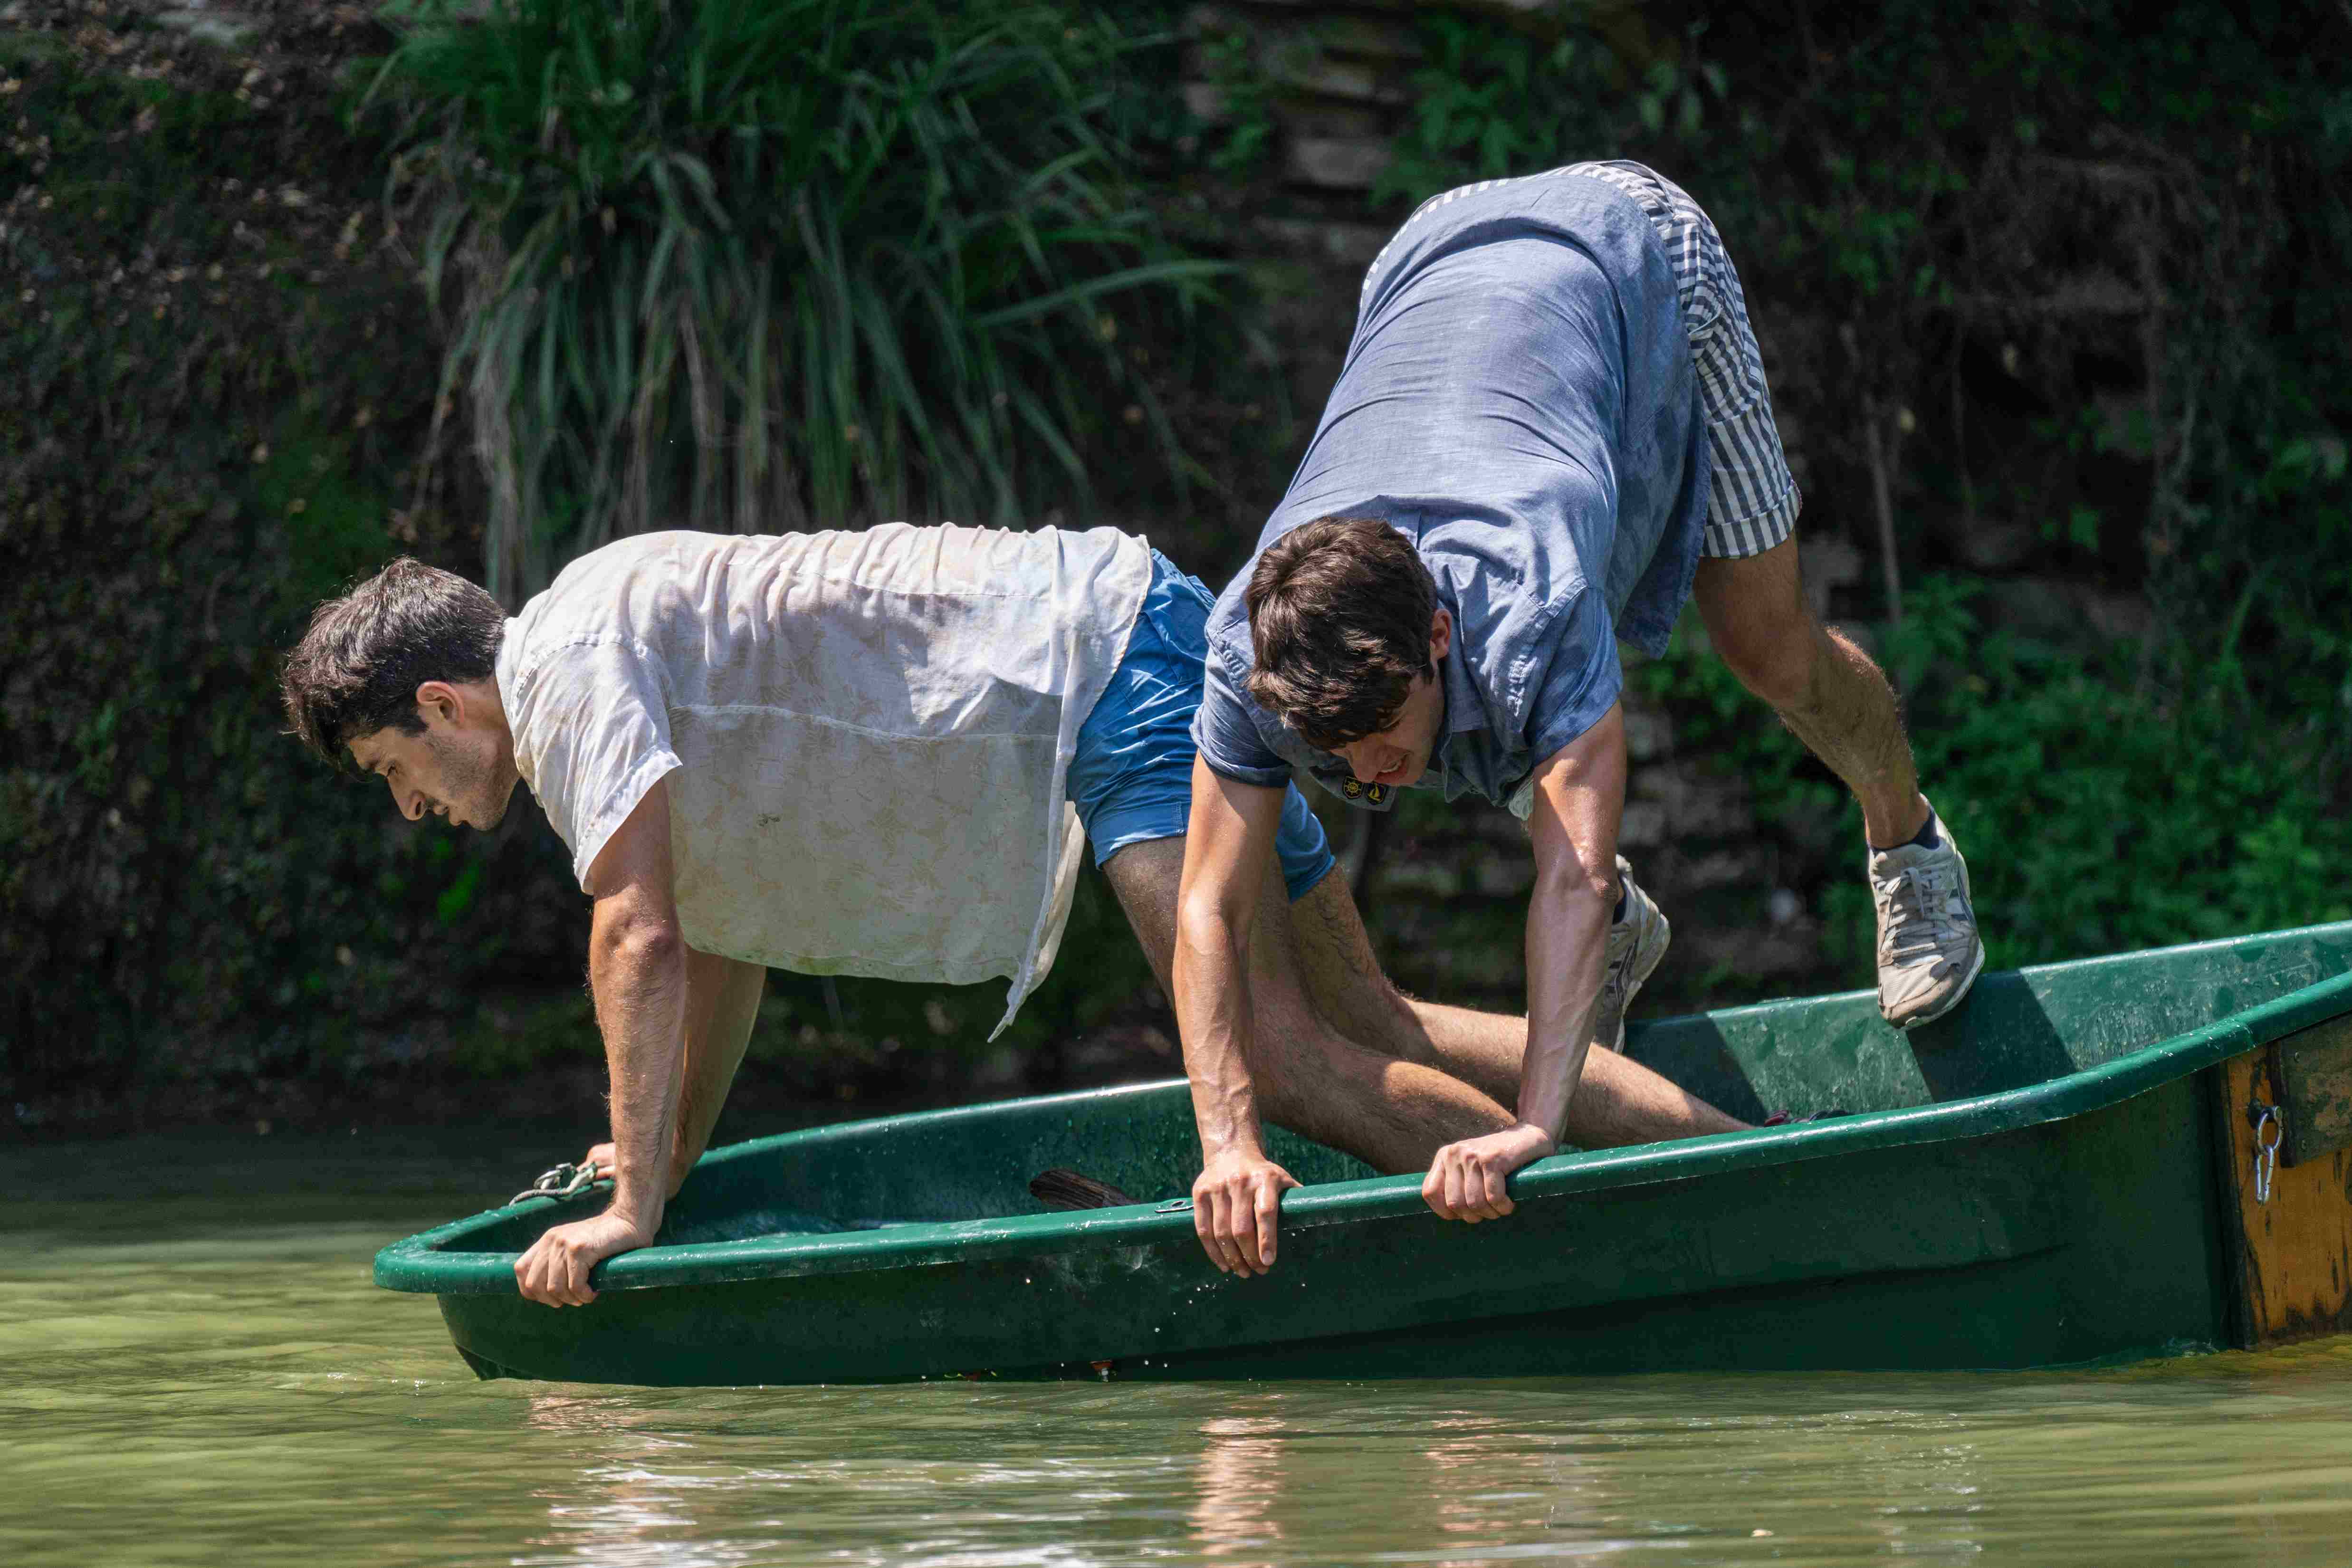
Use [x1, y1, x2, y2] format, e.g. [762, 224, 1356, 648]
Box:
[283, 524, 1747, 1304]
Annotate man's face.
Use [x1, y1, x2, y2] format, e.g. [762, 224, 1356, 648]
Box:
[1329, 608, 1452, 789]
[348, 684, 517, 832]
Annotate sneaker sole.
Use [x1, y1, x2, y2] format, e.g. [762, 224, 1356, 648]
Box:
[1892, 935, 1985, 1030]
[1610, 908, 1672, 1049]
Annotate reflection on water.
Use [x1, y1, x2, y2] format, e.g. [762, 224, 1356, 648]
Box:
[1193, 1407, 1287, 1563]
[6, 1129, 2352, 1567]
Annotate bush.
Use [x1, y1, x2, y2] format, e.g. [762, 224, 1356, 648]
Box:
[1639, 579, 2352, 979]
[372, 0, 1226, 601]
[0, 30, 590, 1114]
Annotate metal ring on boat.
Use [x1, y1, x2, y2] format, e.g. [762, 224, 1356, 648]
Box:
[507, 1161, 611, 1207]
[2251, 1105, 2282, 1204]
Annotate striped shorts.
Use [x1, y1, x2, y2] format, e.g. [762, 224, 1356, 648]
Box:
[1389, 161, 1801, 560]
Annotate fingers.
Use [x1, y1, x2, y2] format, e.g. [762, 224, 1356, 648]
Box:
[1253, 1180, 1281, 1271]
[1217, 1181, 1264, 1277]
[513, 1227, 604, 1308]
[1192, 1180, 1236, 1276]
[1191, 1170, 1290, 1277]
[1422, 1143, 1519, 1224]
[1480, 1157, 1514, 1220]
[1194, 1177, 1250, 1276]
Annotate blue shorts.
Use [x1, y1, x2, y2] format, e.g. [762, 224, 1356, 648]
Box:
[1068, 553, 1336, 901]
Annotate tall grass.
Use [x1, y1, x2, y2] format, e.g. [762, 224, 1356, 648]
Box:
[372, 0, 1221, 602]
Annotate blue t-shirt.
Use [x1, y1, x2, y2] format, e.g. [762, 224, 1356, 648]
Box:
[1193, 171, 1710, 814]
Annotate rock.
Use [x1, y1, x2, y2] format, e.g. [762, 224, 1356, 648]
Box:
[1378, 856, 1464, 900]
[1681, 919, 1822, 979]
[1674, 847, 1770, 890]
[1268, 55, 1406, 105]
[1274, 99, 1388, 139]
[1470, 849, 1532, 899]
[2085, 589, 2153, 645]
[1630, 764, 1753, 840]
[154, 6, 262, 48]
[1623, 703, 1673, 761]
[1952, 519, 2037, 573]
[1981, 577, 2084, 643]
[1181, 81, 1233, 124]
[1318, 17, 1425, 61]
[1454, 0, 1568, 24]
[1797, 537, 1863, 619]
[1286, 135, 1393, 191]
[1253, 216, 1392, 269]
[1618, 799, 1668, 849]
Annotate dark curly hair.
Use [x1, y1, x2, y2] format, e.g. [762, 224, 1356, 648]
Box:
[1244, 515, 1438, 750]
[280, 558, 506, 765]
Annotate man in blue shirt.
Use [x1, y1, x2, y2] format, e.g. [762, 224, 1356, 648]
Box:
[1174, 163, 1983, 1276]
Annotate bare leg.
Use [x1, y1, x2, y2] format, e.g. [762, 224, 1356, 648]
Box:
[1104, 839, 1745, 1172]
[1693, 536, 1930, 848]
[1285, 872, 1747, 1147]
[1106, 837, 1516, 1171]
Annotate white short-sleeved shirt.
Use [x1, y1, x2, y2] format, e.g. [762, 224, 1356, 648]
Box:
[496, 524, 1153, 1035]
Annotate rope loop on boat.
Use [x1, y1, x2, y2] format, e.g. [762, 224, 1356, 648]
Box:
[507, 1161, 610, 1208]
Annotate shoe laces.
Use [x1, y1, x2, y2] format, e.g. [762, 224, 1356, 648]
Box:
[1874, 861, 1963, 966]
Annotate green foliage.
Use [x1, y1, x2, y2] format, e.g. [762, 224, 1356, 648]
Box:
[1644, 579, 2352, 979]
[1881, 581, 2352, 970]
[371, 0, 1226, 601]
[1373, 10, 1727, 208]
[1195, 25, 1275, 177]
[0, 44, 592, 1109]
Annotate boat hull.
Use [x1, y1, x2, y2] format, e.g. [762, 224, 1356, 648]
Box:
[383, 921, 2352, 1385]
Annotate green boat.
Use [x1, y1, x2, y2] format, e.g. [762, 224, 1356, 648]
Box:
[377, 920, 2352, 1386]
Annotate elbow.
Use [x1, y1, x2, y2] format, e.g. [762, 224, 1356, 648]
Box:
[1175, 891, 1247, 974]
[1533, 853, 1614, 902]
[1531, 859, 1615, 923]
[593, 913, 686, 975]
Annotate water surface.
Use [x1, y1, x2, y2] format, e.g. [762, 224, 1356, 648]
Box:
[6, 1128, 2351, 1567]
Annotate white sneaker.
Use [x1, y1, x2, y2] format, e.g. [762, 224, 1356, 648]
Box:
[1869, 803, 1986, 1029]
[1593, 856, 1670, 1051]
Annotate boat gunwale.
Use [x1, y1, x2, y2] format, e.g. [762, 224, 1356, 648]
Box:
[374, 929, 2352, 1298]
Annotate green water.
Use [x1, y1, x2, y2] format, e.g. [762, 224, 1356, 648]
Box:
[8, 1129, 2352, 1568]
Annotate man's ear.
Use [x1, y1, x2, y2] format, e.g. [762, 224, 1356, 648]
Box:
[1428, 606, 1453, 666]
[413, 680, 462, 728]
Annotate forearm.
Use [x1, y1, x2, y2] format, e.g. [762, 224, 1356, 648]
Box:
[1518, 868, 1613, 1143]
[590, 921, 689, 1227]
[1173, 909, 1267, 1163]
[670, 953, 765, 1182]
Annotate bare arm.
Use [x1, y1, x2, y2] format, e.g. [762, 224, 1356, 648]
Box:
[578, 948, 765, 1191]
[516, 779, 687, 1306]
[1172, 756, 1299, 1275]
[1422, 703, 1626, 1222]
[668, 949, 765, 1185]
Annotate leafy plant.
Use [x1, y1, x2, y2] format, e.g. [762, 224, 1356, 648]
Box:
[371, 0, 1227, 601]
[1644, 578, 2352, 981]
[1372, 10, 1726, 209]
[1195, 24, 1276, 176]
